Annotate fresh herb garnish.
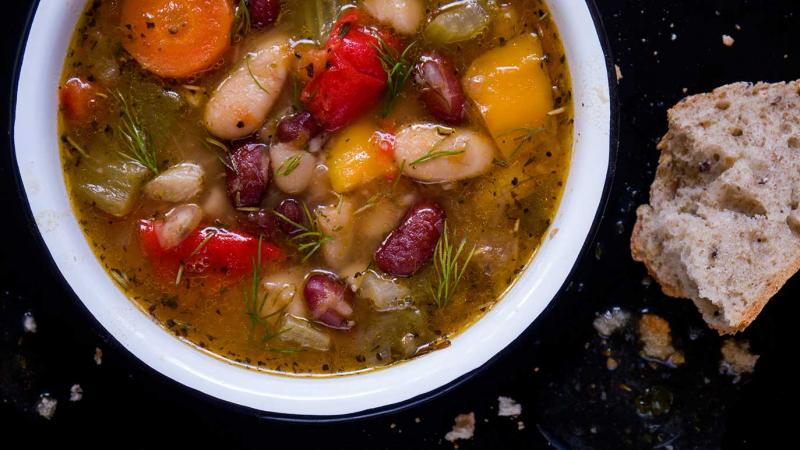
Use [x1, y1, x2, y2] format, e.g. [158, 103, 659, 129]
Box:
[409, 141, 466, 167]
[338, 22, 351, 39]
[203, 137, 235, 172]
[112, 90, 159, 174]
[303, 0, 340, 42]
[232, 0, 251, 41]
[64, 136, 90, 158]
[175, 263, 185, 287]
[243, 235, 291, 343]
[246, 54, 270, 95]
[188, 229, 217, 258]
[430, 222, 476, 309]
[354, 192, 382, 216]
[109, 269, 129, 288]
[275, 154, 303, 177]
[496, 126, 544, 159]
[272, 202, 332, 262]
[373, 37, 417, 116]
[391, 160, 406, 192]
[176, 230, 217, 287]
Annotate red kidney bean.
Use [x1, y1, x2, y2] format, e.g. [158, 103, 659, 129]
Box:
[248, 0, 281, 29]
[304, 273, 355, 330]
[276, 111, 322, 146]
[374, 200, 446, 277]
[227, 139, 270, 207]
[244, 208, 278, 238]
[274, 198, 304, 235]
[244, 199, 305, 238]
[415, 51, 466, 124]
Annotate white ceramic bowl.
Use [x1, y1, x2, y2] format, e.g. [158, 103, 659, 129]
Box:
[12, 0, 613, 417]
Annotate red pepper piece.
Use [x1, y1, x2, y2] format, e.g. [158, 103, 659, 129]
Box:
[301, 9, 403, 132]
[139, 220, 283, 286]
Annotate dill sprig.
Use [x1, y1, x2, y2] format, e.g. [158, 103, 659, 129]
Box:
[373, 37, 417, 116]
[272, 202, 332, 262]
[246, 54, 270, 94]
[275, 154, 302, 177]
[391, 160, 406, 192]
[243, 235, 291, 343]
[232, 0, 251, 41]
[64, 136, 90, 159]
[496, 126, 544, 159]
[111, 90, 159, 174]
[409, 138, 466, 167]
[174, 229, 217, 286]
[430, 223, 476, 309]
[354, 192, 382, 216]
[203, 136, 235, 172]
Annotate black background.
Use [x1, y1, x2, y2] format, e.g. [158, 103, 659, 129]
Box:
[2, 1, 799, 448]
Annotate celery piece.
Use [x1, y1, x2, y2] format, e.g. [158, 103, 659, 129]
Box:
[76, 160, 150, 217]
[278, 315, 331, 351]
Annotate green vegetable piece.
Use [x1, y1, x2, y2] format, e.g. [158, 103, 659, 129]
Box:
[76, 160, 150, 217]
[424, 0, 490, 45]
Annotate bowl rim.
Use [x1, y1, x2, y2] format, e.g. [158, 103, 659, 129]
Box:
[8, 0, 618, 421]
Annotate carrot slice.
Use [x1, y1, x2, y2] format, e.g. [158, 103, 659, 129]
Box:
[120, 0, 234, 78]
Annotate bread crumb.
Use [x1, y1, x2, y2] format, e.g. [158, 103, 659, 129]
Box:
[614, 64, 623, 82]
[415, 417, 421, 423]
[94, 347, 103, 365]
[720, 339, 759, 382]
[517, 420, 525, 430]
[445, 412, 475, 442]
[722, 34, 735, 46]
[497, 396, 522, 417]
[35, 394, 57, 420]
[638, 314, 685, 366]
[23, 312, 37, 333]
[593, 308, 630, 336]
[606, 357, 619, 370]
[69, 384, 83, 402]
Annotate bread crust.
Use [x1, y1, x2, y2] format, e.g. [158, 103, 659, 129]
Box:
[630, 80, 800, 334]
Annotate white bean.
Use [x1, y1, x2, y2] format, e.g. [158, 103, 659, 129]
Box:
[157, 204, 203, 249]
[260, 267, 308, 320]
[362, 0, 424, 35]
[270, 142, 316, 194]
[143, 162, 204, 203]
[317, 199, 354, 270]
[394, 123, 495, 183]
[204, 33, 290, 140]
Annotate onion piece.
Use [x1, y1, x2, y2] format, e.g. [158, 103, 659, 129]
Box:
[424, 0, 490, 45]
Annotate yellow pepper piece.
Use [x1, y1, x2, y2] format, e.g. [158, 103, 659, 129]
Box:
[463, 33, 554, 158]
[326, 119, 395, 193]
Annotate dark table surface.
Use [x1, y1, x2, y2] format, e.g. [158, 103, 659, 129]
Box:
[2, 1, 798, 448]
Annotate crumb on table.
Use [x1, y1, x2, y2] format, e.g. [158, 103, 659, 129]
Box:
[445, 412, 475, 442]
[719, 339, 759, 382]
[35, 394, 57, 420]
[722, 34, 735, 46]
[638, 313, 685, 366]
[497, 396, 522, 417]
[593, 308, 631, 337]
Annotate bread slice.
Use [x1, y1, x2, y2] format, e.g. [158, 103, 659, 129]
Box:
[631, 81, 800, 334]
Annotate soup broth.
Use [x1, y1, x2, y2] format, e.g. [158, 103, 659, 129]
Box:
[58, 0, 572, 375]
